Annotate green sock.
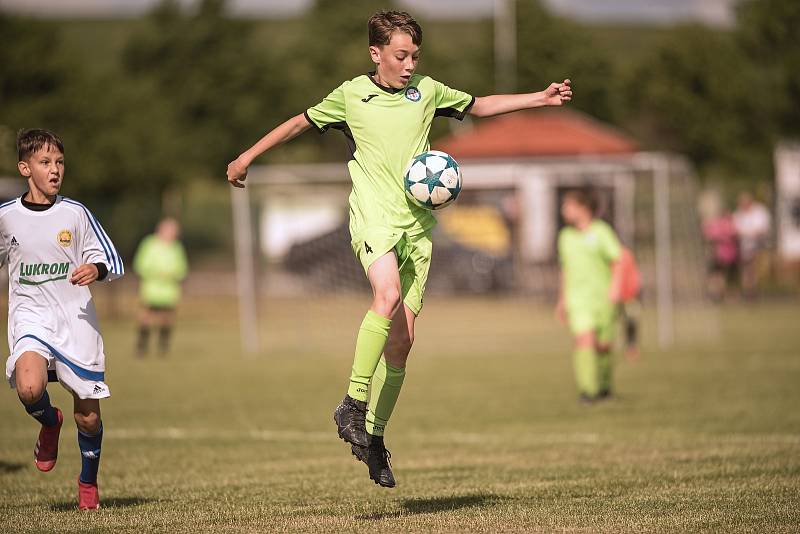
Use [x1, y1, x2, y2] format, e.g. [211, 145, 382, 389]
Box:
[598, 351, 613, 393]
[347, 311, 392, 402]
[573, 347, 600, 397]
[366, 358, 406, 436]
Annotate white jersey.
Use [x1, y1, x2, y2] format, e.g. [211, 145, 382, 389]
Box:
[1, 196, 123, 397]
[733, 203, 771, 259]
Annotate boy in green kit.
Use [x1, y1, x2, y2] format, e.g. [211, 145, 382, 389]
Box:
[556, 189, 624, 403]
[133, 218, 188, 357]
[227, 10, 573, 487]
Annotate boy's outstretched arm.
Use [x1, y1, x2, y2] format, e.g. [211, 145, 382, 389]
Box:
[469, 79, 572, 118]
[227, 113, 311, 188]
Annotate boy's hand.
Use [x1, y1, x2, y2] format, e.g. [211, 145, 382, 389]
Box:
[70, 264, 99, 286]
[543, 79, 572, 106]
[227, 157, 249, 188]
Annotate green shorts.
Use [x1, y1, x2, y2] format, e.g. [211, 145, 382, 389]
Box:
[351, 227, 433, 316]
[567, 304, 617, 344]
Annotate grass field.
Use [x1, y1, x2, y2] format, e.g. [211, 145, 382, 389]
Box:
[0, 295, 798, 532]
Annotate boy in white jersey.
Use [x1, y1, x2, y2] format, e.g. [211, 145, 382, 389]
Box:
[227, 11, 572, 487]
[2, 129, 124, 510]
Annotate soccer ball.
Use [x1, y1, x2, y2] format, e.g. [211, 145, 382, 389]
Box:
[404, 150, 462, 210]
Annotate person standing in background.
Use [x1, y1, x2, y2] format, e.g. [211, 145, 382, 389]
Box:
[555, 189, 625, 403]
[733, 192, 771, 299]
[133, 218, 188, 357]
[703, 209, 739, 302]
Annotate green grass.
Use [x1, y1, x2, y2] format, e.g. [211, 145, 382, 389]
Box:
[0, 295, 798, 532]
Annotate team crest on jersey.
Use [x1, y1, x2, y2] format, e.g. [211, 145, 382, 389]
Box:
[57, 230, 72, 247]
[405, 86, 421, 102]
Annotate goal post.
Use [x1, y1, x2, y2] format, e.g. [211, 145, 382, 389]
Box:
[230, 154, 716, 355]
[231, 185, 259, 356]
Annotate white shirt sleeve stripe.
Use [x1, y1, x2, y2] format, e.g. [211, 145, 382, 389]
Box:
[62, 199, 124, 275]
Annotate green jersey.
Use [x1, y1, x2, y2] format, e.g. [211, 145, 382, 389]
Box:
[558, 219, 622, 310]
[305, 73, 474, 236]
[133, 235, 188, 307]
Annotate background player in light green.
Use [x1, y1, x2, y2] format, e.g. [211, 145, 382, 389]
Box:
[133, 217, 188, 357]
[227, 10, 572, 487]
[556, 189, 625, 403]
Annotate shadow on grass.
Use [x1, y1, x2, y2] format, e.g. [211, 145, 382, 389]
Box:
[50, 496, 156, 512]
[0, 460, 26, 474]
[359, 493, 503, 520]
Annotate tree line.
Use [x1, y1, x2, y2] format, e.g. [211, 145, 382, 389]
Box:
[0, 0, 797, 256]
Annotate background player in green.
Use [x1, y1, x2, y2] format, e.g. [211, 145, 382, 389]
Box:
[227, 10, 573, 487]
[556, 189, 625, 403]
[133, 217, 188, 357]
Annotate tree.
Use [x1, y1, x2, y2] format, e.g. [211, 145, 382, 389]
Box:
[624, 25, 772, 182]
[515, 0, 618, 122]
[122, 0, 286, 176]
[736, 0, 800, 138]
[0, 12, 183, 256]
[0, 14, 71, 174]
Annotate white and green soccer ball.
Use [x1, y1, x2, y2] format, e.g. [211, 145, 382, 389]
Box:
[404, 150, 462, 210]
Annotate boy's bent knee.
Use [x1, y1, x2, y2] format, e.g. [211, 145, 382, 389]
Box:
[17, 383, 46, 406]
[373, 289, 402, 317]
[14, 352, 48, 403]
[74, 411, 101, 434]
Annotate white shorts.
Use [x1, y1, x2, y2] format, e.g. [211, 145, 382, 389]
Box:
[6, 336, 111, 400]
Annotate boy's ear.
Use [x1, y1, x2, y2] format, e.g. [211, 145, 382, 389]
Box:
[17, 161, 31, 178]
[369, 45, 381, 65]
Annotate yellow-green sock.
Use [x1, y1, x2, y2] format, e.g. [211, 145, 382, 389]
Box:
[366, 358, 406, 436]
[347, 311, 392, 402]
[598, 350, 613, 393]
[573, 347, 600, 397]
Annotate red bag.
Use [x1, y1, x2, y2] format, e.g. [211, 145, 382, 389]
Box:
[618, 248, 641, 302]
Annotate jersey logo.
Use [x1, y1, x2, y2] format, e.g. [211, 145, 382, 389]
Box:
[93, 384, 105, 395]
[364, 242, 373, 254]
[361, 94, 379, 103]
[18, 261, 70, 286]
[57, 230, 72, 248]
[405, 86, 421, 102]
[10, 236, 19, 247]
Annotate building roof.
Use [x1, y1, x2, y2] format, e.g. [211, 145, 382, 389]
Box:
[435, 109, 638, 160]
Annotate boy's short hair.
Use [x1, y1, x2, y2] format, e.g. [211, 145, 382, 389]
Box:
[563, 188, 597, 215]
[368, 10, 422, 47]
[17, 128, 64, 161]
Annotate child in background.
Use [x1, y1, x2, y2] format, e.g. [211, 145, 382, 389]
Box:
[133, 217, 188, 357]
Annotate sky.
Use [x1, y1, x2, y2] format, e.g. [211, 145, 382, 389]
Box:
[0, 0, 737, 26]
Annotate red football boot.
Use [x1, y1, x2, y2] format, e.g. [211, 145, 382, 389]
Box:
[78, 479, 100, 510]
[34, 408, 63, 472]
